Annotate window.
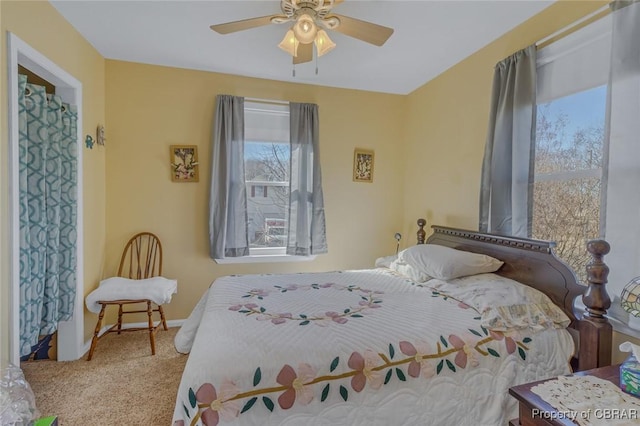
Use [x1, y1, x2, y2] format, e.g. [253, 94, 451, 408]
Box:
[532, 15, 611, 282]
[532, 87, 607, 281]
[211, 96, 326, 262]
[250, 185, 268, 197]
[244, 102, 291, 256]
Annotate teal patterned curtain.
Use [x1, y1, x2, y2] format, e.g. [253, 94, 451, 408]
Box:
[18, 74, 78, 357]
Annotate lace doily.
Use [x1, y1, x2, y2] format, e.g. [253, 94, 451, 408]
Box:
[531, 375, 640, 425]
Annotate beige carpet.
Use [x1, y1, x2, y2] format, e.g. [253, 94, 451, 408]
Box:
[21, 327, 187, 425]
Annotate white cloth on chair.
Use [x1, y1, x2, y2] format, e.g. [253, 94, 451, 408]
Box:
[85, 276, 178, 313]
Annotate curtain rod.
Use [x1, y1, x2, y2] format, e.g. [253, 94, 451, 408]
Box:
[536, 4, 610, 50]
[245, 97, 289, 106]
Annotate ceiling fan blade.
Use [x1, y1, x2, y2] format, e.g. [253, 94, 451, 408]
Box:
[293, 43, 313, 65]
[210, 15, 276, 35]
[328, 14, 393, 46]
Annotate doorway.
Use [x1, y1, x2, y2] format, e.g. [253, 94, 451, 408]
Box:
[7, 33, 84, 364]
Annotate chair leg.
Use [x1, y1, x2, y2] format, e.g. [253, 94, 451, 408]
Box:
[147, 300, 156, 356]
[117, 304, 124, 334]
[87, 305, 106, 361]
[158, 305, 168, 331]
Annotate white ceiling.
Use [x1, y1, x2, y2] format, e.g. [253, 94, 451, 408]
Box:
[50, 0, 553, 95]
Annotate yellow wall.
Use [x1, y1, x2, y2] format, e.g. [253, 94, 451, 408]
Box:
[401, 1, 609, 238]
[0, 1, 106, 364]
[104, 61, 407, 323]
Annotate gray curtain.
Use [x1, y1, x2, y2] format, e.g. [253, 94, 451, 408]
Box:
[287, 103, 328, 255]
[209, 95, 249, 258]
[479, 45, 537, 237]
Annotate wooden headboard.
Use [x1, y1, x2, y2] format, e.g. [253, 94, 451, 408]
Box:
[418, 221, 612, 371]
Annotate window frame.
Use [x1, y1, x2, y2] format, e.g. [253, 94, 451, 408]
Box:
[215, 101, 315, 264]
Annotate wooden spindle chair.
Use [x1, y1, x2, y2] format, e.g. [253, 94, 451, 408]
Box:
[87, 232, 169, 360]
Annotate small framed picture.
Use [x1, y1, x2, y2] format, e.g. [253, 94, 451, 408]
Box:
[170, 145, 199, 182]
[353, 148, 374, 183]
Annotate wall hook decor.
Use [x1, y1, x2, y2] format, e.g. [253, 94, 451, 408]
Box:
[395, 232, 402, 254]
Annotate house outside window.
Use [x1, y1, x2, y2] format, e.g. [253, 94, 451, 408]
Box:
[250, 185, 268, 197]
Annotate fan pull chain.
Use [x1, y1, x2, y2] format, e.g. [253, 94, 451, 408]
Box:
[315, 53, 319, 75]
[292, 63, 296, 78]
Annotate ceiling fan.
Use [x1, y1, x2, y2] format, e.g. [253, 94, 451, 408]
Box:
[210, 0, 394, 65]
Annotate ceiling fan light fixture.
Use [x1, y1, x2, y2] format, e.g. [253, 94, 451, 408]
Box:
[293, 14, 317, 44]
[278, 28, 299, 56]
[210, 0, 394, 68]
[314, 29, 335, 57]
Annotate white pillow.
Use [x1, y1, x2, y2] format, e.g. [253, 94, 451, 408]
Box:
[429, 273, 570, 331]
[398, 244, 503, 280]
[388, 258, 431, 282]
[374, 254, 397, 268]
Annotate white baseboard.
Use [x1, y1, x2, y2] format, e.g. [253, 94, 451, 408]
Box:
[81, 319, 185, 358]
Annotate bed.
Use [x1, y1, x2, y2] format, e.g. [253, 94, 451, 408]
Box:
[172, 223, 612, 426]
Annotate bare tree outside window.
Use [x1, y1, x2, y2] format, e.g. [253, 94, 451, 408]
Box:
[532, 87, 606, 282]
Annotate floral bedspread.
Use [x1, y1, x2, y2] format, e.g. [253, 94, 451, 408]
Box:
[172, 269, 574, 426]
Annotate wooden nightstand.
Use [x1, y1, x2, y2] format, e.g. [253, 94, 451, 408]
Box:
[508, 365, 621, 426]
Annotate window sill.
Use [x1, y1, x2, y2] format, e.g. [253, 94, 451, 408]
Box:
[214, 254, 316, 264]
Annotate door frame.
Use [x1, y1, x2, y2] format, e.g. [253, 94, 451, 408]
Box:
[7, 33, 84, 363]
